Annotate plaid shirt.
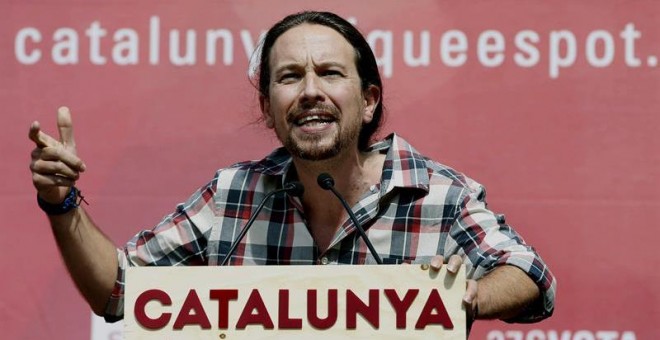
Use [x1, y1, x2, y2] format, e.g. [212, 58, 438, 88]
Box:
[105, 133, 556, 322]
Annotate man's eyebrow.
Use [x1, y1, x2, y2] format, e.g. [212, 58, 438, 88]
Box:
[274, 61, 348, 71]
[271, 62, 350, 79]
[316, 61, 347, 69]
[272, 63, 302, 74]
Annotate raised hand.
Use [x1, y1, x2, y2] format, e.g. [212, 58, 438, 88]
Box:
[29, 107, 86, 204]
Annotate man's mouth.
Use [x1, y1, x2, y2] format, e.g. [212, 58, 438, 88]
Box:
[294, 114, 336, 126]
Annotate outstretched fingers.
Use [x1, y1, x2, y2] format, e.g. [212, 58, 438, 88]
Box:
[57, 106, 76, 147]
[29, 121, 58, 148]
[28, 107, 87, 191]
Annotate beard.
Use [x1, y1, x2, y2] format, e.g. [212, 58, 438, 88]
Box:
[280, 104, 363, 161]
[284, 130, 342, 160]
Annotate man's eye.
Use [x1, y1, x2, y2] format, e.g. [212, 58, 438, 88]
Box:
[279, 73, 300, 82]
[321, 70, 343, 77]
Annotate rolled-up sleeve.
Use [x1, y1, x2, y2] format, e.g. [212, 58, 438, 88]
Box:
[452, 183, 556, 322]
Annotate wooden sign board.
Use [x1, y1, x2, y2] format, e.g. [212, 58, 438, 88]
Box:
[125, 265, 466, 339]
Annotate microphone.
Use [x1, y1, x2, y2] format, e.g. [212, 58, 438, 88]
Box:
[220, 181, 304, 266]
[317, 173, 383, 264]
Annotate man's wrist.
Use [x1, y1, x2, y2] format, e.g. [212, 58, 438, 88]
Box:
[37, 187, 85, 215]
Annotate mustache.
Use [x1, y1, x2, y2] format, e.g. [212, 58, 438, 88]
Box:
[287, 103, 341, 122]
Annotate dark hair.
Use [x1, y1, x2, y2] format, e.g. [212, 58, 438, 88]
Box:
[257, 11, 384, 150]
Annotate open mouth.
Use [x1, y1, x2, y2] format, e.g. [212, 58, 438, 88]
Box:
[294, 114, 336, 127]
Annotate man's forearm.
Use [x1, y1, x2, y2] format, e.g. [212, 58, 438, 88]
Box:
[49, 207, 118, 316]
[475, 265, 541, 320]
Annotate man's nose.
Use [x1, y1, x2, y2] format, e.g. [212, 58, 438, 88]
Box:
[300, 73, 325, 104]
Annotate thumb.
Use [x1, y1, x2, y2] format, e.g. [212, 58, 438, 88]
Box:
[463, 279, 479, 318]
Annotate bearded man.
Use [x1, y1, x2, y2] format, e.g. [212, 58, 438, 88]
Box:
[29, 11, 555, 328]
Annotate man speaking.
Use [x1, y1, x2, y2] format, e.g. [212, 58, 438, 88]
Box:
[28, 11, 555, 331]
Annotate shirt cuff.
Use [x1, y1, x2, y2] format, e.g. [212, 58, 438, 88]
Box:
[103, 248, 128, 322]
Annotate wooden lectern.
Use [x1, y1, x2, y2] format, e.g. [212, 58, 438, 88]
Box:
[124, 265, 466, 339]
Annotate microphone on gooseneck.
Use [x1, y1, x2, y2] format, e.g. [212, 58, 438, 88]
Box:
[317, 173, 383, 265]
[220, 181, 304, 266]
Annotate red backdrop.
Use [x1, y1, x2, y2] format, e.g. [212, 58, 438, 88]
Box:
[2, 1, 658, 339]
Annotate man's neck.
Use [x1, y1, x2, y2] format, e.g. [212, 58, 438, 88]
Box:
[291, 148, 386, 251]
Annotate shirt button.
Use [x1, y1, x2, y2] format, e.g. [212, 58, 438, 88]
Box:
[320, 257, 329, 265]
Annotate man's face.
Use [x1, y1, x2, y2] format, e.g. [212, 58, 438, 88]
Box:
[260, 24, 379, 161]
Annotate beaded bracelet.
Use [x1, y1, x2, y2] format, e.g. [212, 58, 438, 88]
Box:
[37, 187, 88, 215]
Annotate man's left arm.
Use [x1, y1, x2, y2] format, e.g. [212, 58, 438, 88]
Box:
[465, 265, 541, 321]
[446, 182, 556, 323]
[433, 257, 543, 322]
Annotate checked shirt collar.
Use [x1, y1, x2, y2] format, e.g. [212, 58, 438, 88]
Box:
[250, 133, 431, 251]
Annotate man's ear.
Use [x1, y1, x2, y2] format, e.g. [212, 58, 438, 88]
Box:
[259, 95, 274, 128]
[362, 85, 381, 124]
